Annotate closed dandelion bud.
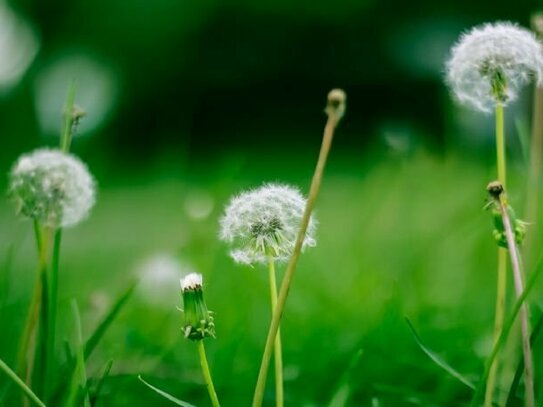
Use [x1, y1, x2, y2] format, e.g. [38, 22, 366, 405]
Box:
[8, 148, 96, 228]
[446, 22, 543, 112]
[180, 273, 215, 341]
[219, 183, 317, 265]
[485, 181, 527, 248]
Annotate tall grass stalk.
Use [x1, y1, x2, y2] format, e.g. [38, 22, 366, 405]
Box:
[16, 221, 49, 393]
[485, 103, 507, 407]
[471, 253, 543, 406]
[267, 255, 283, 407]
[0, 358, 46, 407]
[44, 86, 77, 401]
[197, 340, 220, 407]
[498, 195, 535, 407]
[252, 89, 345, 407]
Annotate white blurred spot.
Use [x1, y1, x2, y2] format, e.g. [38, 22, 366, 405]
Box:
[34, 52, 119, 137]
[0, 1, 39, 93]
[184, 190, 214, 220]
[135, 253, 195, 309]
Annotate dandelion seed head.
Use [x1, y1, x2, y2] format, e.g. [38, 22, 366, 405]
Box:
[219, 183, 317, 265]
[180, 272, 203, 291]
[8, 148, 96, 228]
[446, 22, 543, 112]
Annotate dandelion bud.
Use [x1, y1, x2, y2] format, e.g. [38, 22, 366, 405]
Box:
[446, 22, 543, 112]
[8, 148, 96, 228]
[326, 88, 346, 120]
[219, 183, 317, 265]
[180, 273, 215, 341]
[485, 181, 528, 248]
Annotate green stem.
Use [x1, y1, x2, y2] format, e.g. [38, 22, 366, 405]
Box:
[252, 91, 344, 407]
[60, 83, 76, 153]
[44, 230, 62, 402]
[484, 102, 507, 407]
[485, 248, 507, 407]
[197, 341, 220, 407]
[0, 358, 46, 407]
[498, 199, 535, 407]
[470, 254, 543, 406]
[17, 222, 48, 389]
[496, 103, 506, 186]
[267, 256, 284, 407]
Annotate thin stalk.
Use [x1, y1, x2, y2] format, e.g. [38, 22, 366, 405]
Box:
[484, 102, 507, 407]
[17, 222, 48, 385]
[470, 253, 543, 406]
[252, 90, 345, 407]
[498, 199, 535, 407]
[496, 104, 506, 186]
[197, 341, 220, 407]
[44, 229, 62, 402]
[0, 358, 46, 407]
[267, 256, 283, 407]
[60, 83, 76, 153]
[485, 248, 507, 407]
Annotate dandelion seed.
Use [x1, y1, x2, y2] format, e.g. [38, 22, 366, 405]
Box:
[219, 183, 317, 265]
[180, 273, 215, 341]
[446, 22, 543, 112]
[8, 148, 96, 228]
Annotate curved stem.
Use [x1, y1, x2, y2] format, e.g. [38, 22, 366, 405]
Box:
[197, 341, 220, 407]
[470, 253, 543, 406]
[267, 256, 284, 407]
[252, 94, 342, 407]
[0, 358, 45, 407]
[17, 222, 48, 387]
[499, 200, 535, 407]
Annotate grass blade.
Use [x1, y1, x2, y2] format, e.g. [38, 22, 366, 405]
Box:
[406, 318, 476, 390]
[138, 375, 196, 407]
[90, 359, 113, 407]
[328, 348, 363, 407]
[0, 357, 46, 407]
[65, 300, 90, 407]
[505, 309, 543, 407]
[84, 282, 136, 359]
[470, 254, 543, 406]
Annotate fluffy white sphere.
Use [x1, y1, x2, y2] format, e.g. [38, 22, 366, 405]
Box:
[9, 148, 96, 228]
[219, 183, 317, 265]
[446, 22, 543, 112]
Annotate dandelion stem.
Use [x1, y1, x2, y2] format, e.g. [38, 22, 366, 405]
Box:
[498, 198, 535, 407]
[252, 89, 345, 407]
[197, 340, 220, 407]
[484, 102, 507, 407]
[496, 103, 506, 186]
[16, 221, 48, 392]
[44, 229, 61, 402]
[60, 82, 76, 153]
[471, 251, 543, 406]
[267, 256, 283, 407]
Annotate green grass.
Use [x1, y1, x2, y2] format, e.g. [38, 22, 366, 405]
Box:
[0, 151, 542, 405]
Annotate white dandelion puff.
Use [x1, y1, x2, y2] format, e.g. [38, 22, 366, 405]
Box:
[446, 22, 543, 112]
[180, 272, 203, 291]
[8, 148, 96, 228]
[219, 183, 317, 265]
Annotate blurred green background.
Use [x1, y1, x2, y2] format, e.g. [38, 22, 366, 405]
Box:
[1, 0, 543, 405]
